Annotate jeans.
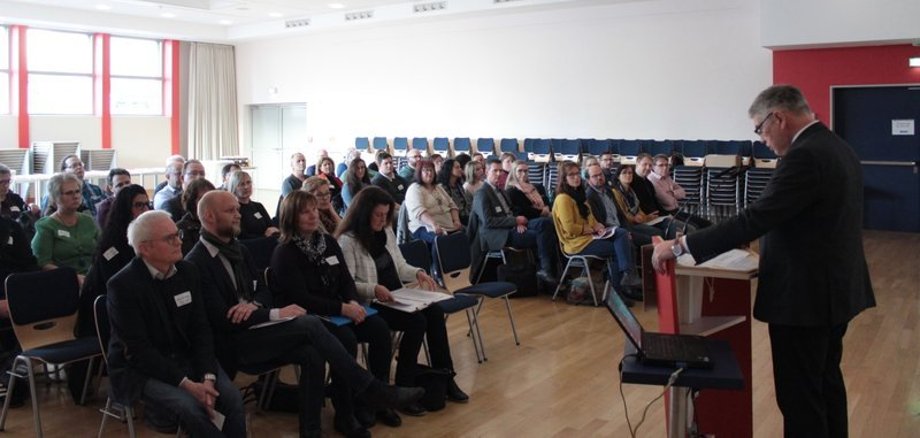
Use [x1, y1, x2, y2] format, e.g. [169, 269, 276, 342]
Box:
[506, 216, 558, 275]
[577, 227, 633, 285]
[141, 367, 246, 438]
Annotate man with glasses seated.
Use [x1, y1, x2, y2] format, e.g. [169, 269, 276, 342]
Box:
[161, 160, 207, 222]
[95, 168, 133, 229]
[398, 149, 423, 181]
[647, 154, 711, 230]
[40, 155, 106, 218]
[107, 210, 246, 437]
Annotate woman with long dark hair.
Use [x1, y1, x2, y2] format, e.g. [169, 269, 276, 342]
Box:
[404, 159, 461, 244]
[436, 159, 471, 226]
[551, 161, 641, 301]
[316, 156, 345, 213]
[342, 158, 372, 209]
[176, 179, 216, 255]
[336, 186, 468, 417]
[609, 165, 668, 246]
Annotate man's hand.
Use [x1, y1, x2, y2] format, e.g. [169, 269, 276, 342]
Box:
[226, 302, 258, 324]
[180, 379, 220, 417]
[651, 239, 677, 273]
[341, 301, 367, 324]
[277, 304, 306, 319]
[515, 216, 528, 226]
[374, 285, 394, 302]
[264, 226, 281, 237]
[433, 224, 444, 235]
[592, 223, 606, 235]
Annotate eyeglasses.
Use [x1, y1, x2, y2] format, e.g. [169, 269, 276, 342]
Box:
[566, 172, 581, 177]
[133, 201, 151, 209]
[314, 192, 332, 199]
[185, 171, 206, 177]
[66, 162, 84, 169]
[146, 232, 181, 245]
[754, 112, 775, 135]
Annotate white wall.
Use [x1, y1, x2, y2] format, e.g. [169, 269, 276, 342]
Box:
[111, 117, 172, 169]
[761, 0, 920, 48]
[0, 117, 16, 148]
[235, 0, 772, 158]
[30, 116, 102, 149]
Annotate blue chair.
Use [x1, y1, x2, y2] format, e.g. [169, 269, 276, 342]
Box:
[647, 140, 674, 157]
[399, 240, 485, 363]
[393, 137, 409, 154]
[435, 233, 519, 361]
[411, 137, 429, 154]
[499, 138, 519, 153]
[476, 138, 495, 157]
[526, 138, 552, 163]
[553, 139, 581, 162]
[239, 236, 280, 273]
[0, 268, 104, 437]
[355, 137, 370, 151]
[432, 137, 450, 156]
[586, 139, 612, 156]
[372, 137, 389, 152]
[453, 137, 471, 155]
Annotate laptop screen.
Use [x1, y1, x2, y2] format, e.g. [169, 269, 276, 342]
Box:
[604, 291, 644, 350]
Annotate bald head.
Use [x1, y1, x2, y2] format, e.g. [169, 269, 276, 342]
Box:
[198, 190, 240, 240]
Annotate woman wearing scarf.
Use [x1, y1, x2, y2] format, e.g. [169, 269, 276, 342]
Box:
[270, 191, 397, 437]
[504, 160, 551, 219]
[302, 176, 342, 234]
[609, 165, 674, 245]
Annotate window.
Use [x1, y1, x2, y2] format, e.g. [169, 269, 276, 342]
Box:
[0, 27, 9, 114]
[27, 29, 93, 115]
[110, 37, 163, 115]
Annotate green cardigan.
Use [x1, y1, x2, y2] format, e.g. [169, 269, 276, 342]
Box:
[31, 213, 99, 275]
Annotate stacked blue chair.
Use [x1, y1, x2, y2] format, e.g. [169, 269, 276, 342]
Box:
[371, 137, 389, 152]
[453, 137, 471, 156]
[526, 138, 552, 163]
[673, 140, 709, 217]
[647, 140, 675, 158]
[393, 137, 409, 169]
[432, 137, 450, 156]
[412, 137, 429, 154]
[745, 141, 776, 207]
[585, 139, 612, 156]
[355, 137, 370, 151]
[553, 139, 582, 163]
[499, 138, 525, 160]
[704, 152, 743, 221]
[476, 138, 495, 157]
[618, 139, 642, 163]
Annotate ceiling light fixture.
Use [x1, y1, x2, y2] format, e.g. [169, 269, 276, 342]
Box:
[910, 57, 920, 68]
[328, 3, 345, 9]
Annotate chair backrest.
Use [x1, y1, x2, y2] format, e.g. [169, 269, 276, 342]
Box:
[396, 202, 412, 245]
[239, 236, 280, 272]
[93, 295, 110, 362]
[5, 267, 81, 351]
[355, 137, 371, 151]
[398, 240, 431, 274]
[453, 137, 471, 153]
[434, 232, 473, 292]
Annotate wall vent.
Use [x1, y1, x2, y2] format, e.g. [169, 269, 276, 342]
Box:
[344, 10, 374, 21]
[284, 18, 311, 28]
[413, 1, 447, 13]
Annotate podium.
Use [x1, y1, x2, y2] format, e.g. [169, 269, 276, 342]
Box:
[654, 243, 759, 438]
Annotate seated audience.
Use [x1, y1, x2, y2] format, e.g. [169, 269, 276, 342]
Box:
[176, 179, 217, 256]
[0, 215, 38, 407]
[228, 170, 278, 240]
[0, 163, 38, 220]
[40, 154, 106, 218]
[162, 160, 207, 222]
[337, 187, 469, 416]
[599, 152, 619, 185]
[398, 149, 423, 181]
[405, 160, 462, 245]
[152, 155, 185, 197]
[430, 153, 444, 174]
[107, 210, 246, 437]
[342, 158, 371, 209]
[505, 160, 550, 220]
[95, 168, 132, 229]
[371, 152, 409, 207]
[316, 156, 345, 213]
[282, 152, 308, 197]
[610, 165, 675, 243]
[581, 156, 599, 179]
[647, 154, 711, 230]
[189, 191, 422, 438]
[32, 174, 98, 283]
[552, 161, 642, 302]
[584, 163, 661, 249]
[338, 148, 361, 178]
[454, 153, 471, 174]
[153, 159, 184, 210]
[271, 191, 396, 436]
[302, 176, 342, 233]
[462, 160, 485, 196]
[305, 149, 329, 177]
[470, 160, 558, 284]
[632, 153, 665, 216]
[218, 163, 242, 191]
[437, 159, 472, 226]
[471, 152, 485, 163]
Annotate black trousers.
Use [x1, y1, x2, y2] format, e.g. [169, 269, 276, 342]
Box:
[769, 323, 849, 438]
[374, 304, 453, 386]
[325, 314, 391, 417]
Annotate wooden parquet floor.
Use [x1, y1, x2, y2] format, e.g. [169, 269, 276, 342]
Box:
[3, 230, 918, 437]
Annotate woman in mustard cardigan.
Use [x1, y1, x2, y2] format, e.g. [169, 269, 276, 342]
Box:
[551, 161, 642, 300]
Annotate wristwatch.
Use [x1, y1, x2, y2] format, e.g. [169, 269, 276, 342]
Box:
[671, 239, 685, 257]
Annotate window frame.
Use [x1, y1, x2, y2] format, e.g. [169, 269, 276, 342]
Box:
[109, 35, 165, 116]
[26, 28, 94, 115]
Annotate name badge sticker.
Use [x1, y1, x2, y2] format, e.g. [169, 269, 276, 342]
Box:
[254, 212, 263, 219]
[174, 291, 193, 307]
[6, 236, 12, 245]
[325, 256, 339, 266]
[397, 185, 404, 190]
[103, 246, 119, 261]
[57, 230, 71, 238]
[10, 206, 20, 213]
[494, 206, 502, 213]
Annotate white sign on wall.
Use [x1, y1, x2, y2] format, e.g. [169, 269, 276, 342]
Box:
[892, 119, 915, 136]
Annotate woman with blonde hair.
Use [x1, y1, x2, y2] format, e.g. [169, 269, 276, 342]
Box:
[302, 176, 342, 233]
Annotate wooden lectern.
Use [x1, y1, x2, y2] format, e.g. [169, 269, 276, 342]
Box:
[653, 238, 759, 438]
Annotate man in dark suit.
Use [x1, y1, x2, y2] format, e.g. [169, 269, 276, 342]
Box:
[186, 191, 423, 438]
[652, 85, 875, 438]
[107, 210, 246, 437]
[470, 160, 558, 283]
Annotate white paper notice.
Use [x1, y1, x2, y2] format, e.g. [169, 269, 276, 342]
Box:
[892, 119, 915, 136]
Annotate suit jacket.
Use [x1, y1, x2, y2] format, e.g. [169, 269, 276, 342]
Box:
[338, 228, 423, 301]
[162, 195, 186, 222]
[185, 240, 273, 376]
[586, 185, 625, 229]
[686, 122, 875, 326]
[469, 183, 517, 263]
[106, 258, 219, 404]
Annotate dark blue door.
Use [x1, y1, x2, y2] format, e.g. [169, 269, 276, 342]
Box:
[832, 86, 920, 233]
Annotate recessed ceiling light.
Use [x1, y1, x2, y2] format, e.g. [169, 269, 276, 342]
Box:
[95, 4, 111, 10]
[328, 3, 345, 9]
[161, 12, 176, 18]
[268, 12, 283, 18]
[219, 19, 234, 25]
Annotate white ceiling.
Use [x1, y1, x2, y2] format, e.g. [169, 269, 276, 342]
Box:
[0, 0, 641, 41]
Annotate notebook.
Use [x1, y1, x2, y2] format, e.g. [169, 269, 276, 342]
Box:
[605, 291, 713, 369]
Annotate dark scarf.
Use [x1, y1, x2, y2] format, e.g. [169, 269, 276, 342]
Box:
[200, 229, 254, 302]
[292, 231, 328, 264]
[615, 182, 640, 215]
[369, 230, 388, 258]
[565, 185, 590, 219]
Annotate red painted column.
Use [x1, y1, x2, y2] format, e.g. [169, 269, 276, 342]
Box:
[95, 33, 112, 149]
[165, 40, 180, 155]
[11, 25, 28, 149]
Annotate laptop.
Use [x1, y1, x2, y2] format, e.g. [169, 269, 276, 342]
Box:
[605, 291, 713, 369]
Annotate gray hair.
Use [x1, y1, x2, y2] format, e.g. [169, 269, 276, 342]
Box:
[748, 84, 812, 119]
[166, 154, 186, 166]
[0, 163, 10, 176]
[47, 173, 82, 203]
[226, 169, 249, 196]
[127, 210, 172, 250]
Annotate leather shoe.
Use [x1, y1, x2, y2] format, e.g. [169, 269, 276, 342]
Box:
[536, 270, 558, 285]
[619, 271, 643, 289]
[359, 382, 425, 410]
[376, 408, 402, 427]
[333, 415, 371, 438]
[354, 406, 376, 429]
[446, 378, 469, 403]
[399, 402, 428, 416]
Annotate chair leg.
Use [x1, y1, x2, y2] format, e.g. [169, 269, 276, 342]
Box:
[125, 405, 136, 438]
[0, 359, 22, 430]
[79, 357, 96, 405]
[97, 397, 112, 438]
[502, 296, 521, 346]
[26, 358, 42, 438]
[585, 262, 599, 307]
[552, 260, 573, 301]
[463, 308, 485, 363]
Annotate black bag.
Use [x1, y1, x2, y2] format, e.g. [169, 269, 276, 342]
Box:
[497, 263, 538, 298]
[414, 364, 453, 412]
